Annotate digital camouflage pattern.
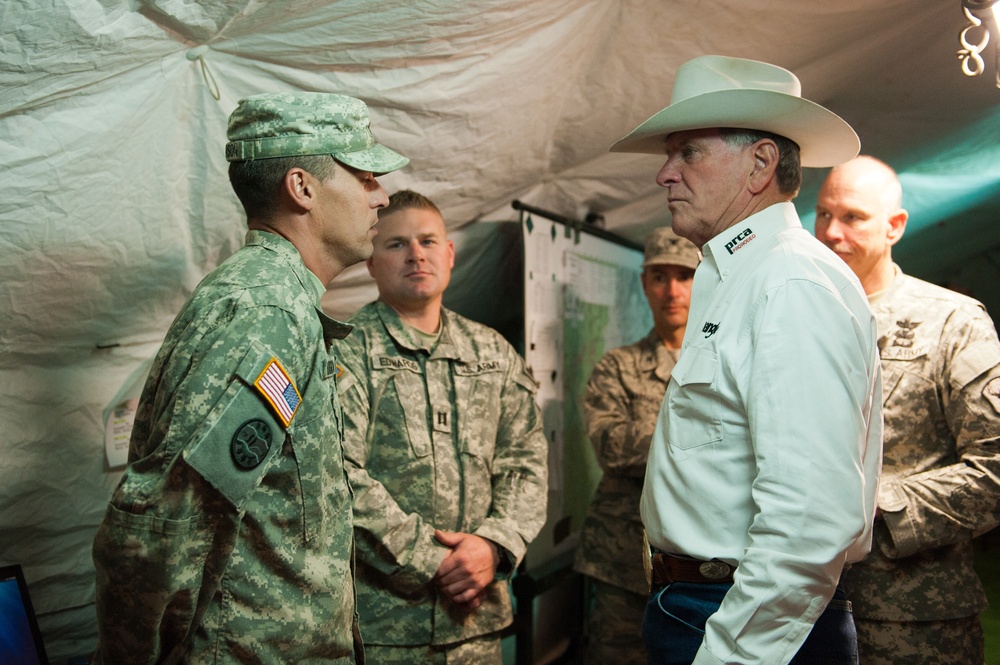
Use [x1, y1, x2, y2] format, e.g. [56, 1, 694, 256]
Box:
[225, 92, 409, 174]
[854, 614, 984, 665]
[842, 269, 1000, 664]
[574, 330, 678, 596]
[363, 633, 501, 664]
[334, 301, 548, 649]
[93, 230, 360, 665]
[643, 226, 701, 270]
[583, 580, 647, 665]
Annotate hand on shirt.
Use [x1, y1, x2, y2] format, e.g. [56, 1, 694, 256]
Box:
[433, 530, 499, 610]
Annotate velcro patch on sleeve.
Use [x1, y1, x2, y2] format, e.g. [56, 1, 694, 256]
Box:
[254, 357, 301, 427]
[984, 377, 1000, 415]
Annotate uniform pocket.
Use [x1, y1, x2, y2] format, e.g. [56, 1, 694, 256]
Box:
[288, 355, 351, 544]
[391, 371, 433, 458]
[666, 347, 722, 450]
[457, 375, 500, 462]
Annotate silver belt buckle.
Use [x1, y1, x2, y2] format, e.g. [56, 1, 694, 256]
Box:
[699, 560, 731, 580]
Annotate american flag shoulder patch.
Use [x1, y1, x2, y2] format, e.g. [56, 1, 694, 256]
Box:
[254, 357, 301, 427]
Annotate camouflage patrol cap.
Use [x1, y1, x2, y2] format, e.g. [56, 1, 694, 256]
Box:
[643, 227, 700, 269]
[225, 92, 409, 175]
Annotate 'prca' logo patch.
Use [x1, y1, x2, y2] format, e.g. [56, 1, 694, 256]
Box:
[725, 228, 756, 255]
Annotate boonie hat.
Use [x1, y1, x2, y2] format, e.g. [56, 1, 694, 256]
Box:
[643, 227, 700, 270]
[610, 55, 859, 167]
[226, 92, 409, 175]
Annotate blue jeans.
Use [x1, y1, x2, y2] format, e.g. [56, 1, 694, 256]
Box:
[643, 582, 858, 665]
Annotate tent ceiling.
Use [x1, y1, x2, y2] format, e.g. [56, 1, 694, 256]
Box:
[5, 2, 999, 297]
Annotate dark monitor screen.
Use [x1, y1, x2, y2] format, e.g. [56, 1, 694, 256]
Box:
[0, 565, 48, 665]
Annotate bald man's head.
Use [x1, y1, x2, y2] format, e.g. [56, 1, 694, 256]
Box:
[814, 155, 909, 294]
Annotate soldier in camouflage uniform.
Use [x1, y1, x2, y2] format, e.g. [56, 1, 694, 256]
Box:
[92, 93, 408, 664]
[815, 155, 1000, 665]
[335, 190, 548, 664]
[573, 227, 699, 665]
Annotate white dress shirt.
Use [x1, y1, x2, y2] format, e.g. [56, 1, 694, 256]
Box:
[640, 202, 882, 665]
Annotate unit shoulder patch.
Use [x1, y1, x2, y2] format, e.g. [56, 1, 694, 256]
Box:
[231, 418, 273, 469]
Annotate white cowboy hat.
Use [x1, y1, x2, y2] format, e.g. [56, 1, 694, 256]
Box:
[609, 55, 859, 167]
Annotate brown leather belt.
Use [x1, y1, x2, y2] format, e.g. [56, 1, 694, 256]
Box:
[650, 551, 735, 587]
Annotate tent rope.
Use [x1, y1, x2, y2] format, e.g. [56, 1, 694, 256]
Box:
[186, 45, 221, 101]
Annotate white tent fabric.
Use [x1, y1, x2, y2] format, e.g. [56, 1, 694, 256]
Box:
[3, 0, 1000, 659]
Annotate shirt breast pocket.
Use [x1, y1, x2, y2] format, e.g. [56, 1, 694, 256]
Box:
[880, 346, 930, 406]
[667, 347, 723, 450]
[369, 367, 432, 460]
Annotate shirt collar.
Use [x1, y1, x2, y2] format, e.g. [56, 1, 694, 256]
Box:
[374, 300, 473, 361]
[245, 229, 353, 342]
[701, 202, 800, 280]
[867, 263, 902, 306]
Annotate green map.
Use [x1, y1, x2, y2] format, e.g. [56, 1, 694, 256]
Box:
[562, 251, 652, 531]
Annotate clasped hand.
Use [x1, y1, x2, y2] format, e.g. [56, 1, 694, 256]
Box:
[432, 529, 500, 611]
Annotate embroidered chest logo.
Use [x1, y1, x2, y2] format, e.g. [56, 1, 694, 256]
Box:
[725, 228, 755, 255]
[891, 319, 920, 348]
[702, 322, 720, 338]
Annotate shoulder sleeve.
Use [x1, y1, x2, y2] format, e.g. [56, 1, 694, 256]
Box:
[584, 347, 661, 478]
[94, 303, 314, 664]
[880, 303, 1000, 557]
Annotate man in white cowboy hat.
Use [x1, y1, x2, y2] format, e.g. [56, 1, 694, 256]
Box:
[611, 55, 883, 664]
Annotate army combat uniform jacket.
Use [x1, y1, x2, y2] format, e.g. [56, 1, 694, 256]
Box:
[335, 301, 548, 647]
[573, 330, 677, 595]
[843, 269, 1000, 621]
[93, 231, 360, 664]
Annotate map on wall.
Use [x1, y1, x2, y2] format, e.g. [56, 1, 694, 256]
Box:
[521, 213, 651, 570]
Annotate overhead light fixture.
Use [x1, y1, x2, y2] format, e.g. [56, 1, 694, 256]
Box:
[958, 0, 1000, 88]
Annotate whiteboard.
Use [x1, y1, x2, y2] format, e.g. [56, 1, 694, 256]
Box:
[521, 211, 651, 570]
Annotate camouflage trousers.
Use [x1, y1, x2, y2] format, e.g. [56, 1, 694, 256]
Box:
[583, 578, 647, 665]
[854, 615, 984, 665]
[362, 632, 502, 665]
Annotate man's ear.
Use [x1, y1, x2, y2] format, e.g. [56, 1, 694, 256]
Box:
[283, 167, 315, 213]
[886, 208, 908, 247]
[747, 140, 779, 195]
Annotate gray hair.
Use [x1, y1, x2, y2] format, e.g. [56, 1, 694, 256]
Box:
[719, 128, 802, 197]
